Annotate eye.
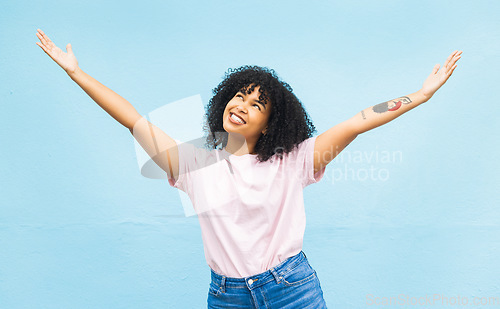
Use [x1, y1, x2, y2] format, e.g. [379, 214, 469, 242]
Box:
[236, 94, 244, 100]
[253, 104, 261, 111]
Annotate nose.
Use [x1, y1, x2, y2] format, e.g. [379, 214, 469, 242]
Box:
[235, 104, 247, 113]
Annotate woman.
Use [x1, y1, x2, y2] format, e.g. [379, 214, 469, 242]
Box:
[36, 28, 461, 308]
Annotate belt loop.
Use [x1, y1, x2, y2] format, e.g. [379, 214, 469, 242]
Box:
[220, 276, 226, 293]
[270, 267, 282, 283]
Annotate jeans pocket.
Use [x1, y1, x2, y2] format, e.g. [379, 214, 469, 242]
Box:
[281, 262, 317, 287]
[208, 282, 221, 297]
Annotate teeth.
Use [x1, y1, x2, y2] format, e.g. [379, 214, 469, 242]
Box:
[231, 113, 245, 124]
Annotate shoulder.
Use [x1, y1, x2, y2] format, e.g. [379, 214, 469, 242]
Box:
[276, 136, 317, 163]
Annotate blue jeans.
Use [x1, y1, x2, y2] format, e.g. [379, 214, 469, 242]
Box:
[207, 251, 327, 308]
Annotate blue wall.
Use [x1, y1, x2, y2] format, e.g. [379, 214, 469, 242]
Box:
[1, 0, 499, 308]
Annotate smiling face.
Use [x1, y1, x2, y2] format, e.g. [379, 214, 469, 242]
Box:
[222, 84, 272, 146]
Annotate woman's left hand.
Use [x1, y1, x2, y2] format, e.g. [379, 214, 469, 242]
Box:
[421, 50, 462, 100]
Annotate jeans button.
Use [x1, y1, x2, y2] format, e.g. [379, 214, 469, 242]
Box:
[248, 279, 254, 285]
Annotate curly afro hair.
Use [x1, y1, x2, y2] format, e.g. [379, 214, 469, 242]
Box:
[203, 65, 316, 162]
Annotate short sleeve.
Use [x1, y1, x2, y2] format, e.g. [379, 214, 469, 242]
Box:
[167, 141, 212, 193]
[292, 136, 326, 188]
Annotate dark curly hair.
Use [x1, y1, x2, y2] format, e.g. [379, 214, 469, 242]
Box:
[203, 65, 316, 162]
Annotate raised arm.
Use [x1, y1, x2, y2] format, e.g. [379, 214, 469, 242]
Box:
[36, 29, 180, 181]
[314, 50, 462, 173]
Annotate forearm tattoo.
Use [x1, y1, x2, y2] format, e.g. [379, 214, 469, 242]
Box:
[372, 96, 412, 114]
[361, 110, 366, 119]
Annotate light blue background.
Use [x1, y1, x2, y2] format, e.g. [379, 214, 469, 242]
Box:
[1, 0, 499, 308]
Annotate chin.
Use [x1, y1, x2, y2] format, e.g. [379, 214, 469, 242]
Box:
[222, 122, 233, 133]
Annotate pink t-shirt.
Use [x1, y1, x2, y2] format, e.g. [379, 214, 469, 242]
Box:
[168, 136, 325, 278]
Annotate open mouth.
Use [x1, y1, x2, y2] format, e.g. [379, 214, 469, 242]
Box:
[229, 113, 246, 124]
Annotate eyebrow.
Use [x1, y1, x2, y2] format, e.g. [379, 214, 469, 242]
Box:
[238, 91, 267, 110]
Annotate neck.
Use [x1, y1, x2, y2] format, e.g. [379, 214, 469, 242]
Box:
[225, 133, 257, 156]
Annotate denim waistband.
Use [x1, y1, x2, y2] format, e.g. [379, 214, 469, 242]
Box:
[210, 250, 307, 291]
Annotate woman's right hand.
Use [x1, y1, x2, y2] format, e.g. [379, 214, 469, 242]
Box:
[36, 29, 79, 74]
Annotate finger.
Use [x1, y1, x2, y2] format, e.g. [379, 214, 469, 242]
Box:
[448, 63, 458, 76]
[35, 41, 46, 52]
[452, 51, 462, 59]
[443, 64, 459, 84]
[36, 32, 47, 46]
[38, 29, 55, 49]
[444, 50, 457, 69]
[447, 55, 460, 69]
[36, 29, 48, 45]
[432, 64, 440, 74]
[444, 51, 456, 66]
[36, 33, 52, 54]
[36, 41, 51, 57]
[38, 29, 50, 42]
[36, 32, 53, 52]
[446, 54, 462, 74]
[66, 43, 73, 54]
